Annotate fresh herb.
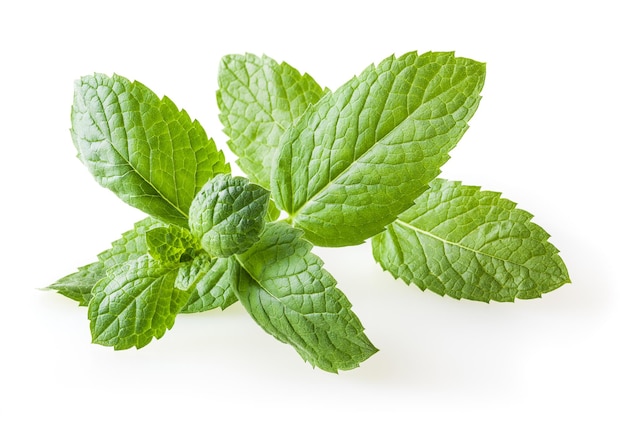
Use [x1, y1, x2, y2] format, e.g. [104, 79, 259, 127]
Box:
[47, 51, 570, 372]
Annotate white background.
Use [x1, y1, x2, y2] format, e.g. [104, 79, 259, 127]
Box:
[1, 1, 624, 423]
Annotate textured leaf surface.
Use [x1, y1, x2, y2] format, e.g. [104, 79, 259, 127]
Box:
[88, 255, 191, 349]
[217, 54, 324, 188]
[72, 73, 230, 226]
[180, 256, 238, 313]
[47, 261, 106, 306]
[189, 174, 270, 257]
[146, 225, 199, 265]
[272, 51, 485, 246]
[265, 198, 281, 222]
[98, 218, 163, 267]
[48, 218, 162, 305]
[372, 179, 570, 302]
[234, 222, 377, 372]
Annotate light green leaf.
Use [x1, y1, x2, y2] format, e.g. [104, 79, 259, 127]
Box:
[72, 73, 230, 226]
[146, 225, 200, 265]
[98, 218, 164, 267]
[217, 54, 325, 189]
[372, 179, 570, 302]
[50, 218, 235, 312]
[47, 261, 106, 306]
[179, 256, 238, 313]
[234, 222, 377, 372]
[272, 51, 486, 246]
[88, 255, 192, 349]
[265, 198, 281, 222]
[47, 218, 163, 305]
[189, 174, 270, 257]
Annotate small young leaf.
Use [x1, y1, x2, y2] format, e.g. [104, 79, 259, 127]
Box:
[217, 54, 325, 189]
[88, 255, 192, 349]
[98, 218, 164, 267]
[146, 225, 200, 265]
[179, 256, 238, 313]
[48, 218, 163, 305]
[234, 222, 378, 372]
[72, 74, 230, 226]
[189, 174, 270, 257]
[372, 179, 570, 302]
[272, 51, 485, 246]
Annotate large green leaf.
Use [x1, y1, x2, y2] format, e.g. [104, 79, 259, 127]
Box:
[372, 179, 570, 302]
[234, 222, 377, 372]
[217, 54, 324, 188]
[72, 73, 230, 226]
[272, 51, 486, 246]
[88, 255, 192, 349]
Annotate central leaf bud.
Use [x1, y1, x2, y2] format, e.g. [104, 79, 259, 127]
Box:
[189, 174, 270, 257]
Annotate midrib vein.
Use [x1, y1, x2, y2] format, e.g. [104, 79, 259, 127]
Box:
[395, 219, 515, 265]
[94, 87, 188, 220]
[289, 67, 469, 219]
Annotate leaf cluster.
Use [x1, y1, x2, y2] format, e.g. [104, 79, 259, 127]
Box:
[47, 52, 570, 372]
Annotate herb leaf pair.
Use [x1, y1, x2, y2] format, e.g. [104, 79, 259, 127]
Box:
[220, 52, 485, 247]
[48, 51, 569, 372]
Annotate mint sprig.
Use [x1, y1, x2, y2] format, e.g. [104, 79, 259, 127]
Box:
[47, 51, 570, 372]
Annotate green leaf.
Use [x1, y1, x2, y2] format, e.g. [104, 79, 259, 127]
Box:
[217, 54, 325, 189]
[179, 256, 238, 313]
[88, 255, 192, 349]
[47, 261, 106, 306]
[234, 222, 378, 372]
[146, 225, 200, 265]
[189, 174, 270, 257]
[48, 218, 163, 305]
[98, 218, 164, 267]
[265, 198, 281, 222]
[272, 51, 486, 247]
[72, 73, 230, 226]
[372, 179, 570, 302]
